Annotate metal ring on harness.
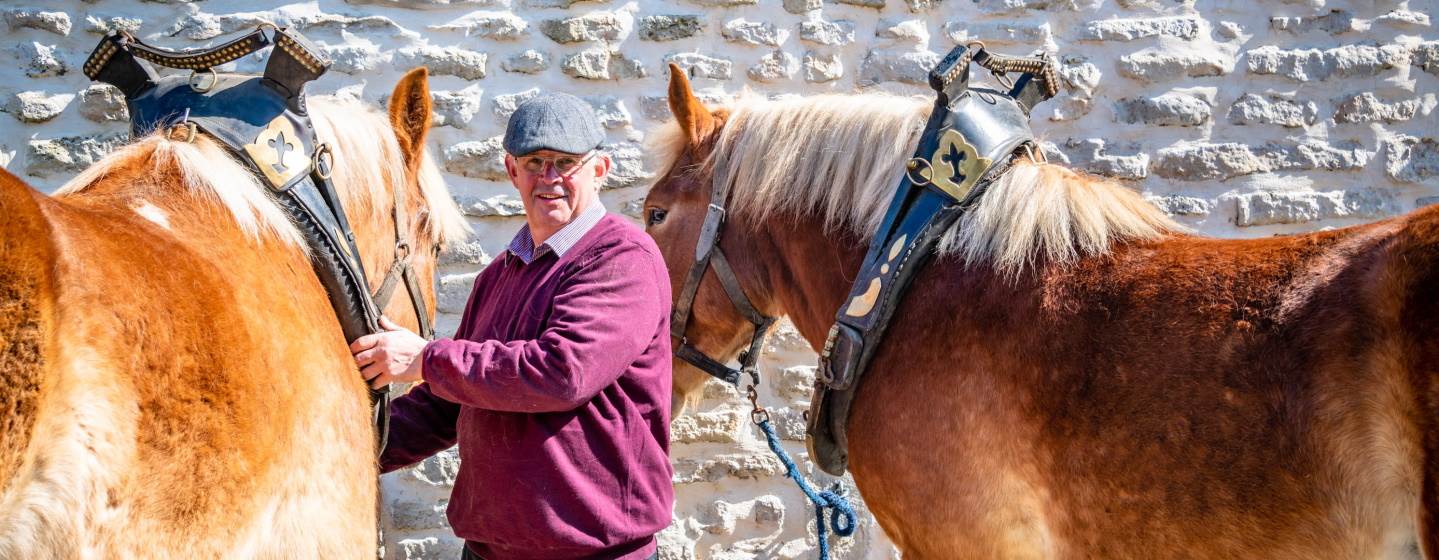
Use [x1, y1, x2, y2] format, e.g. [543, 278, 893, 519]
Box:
[313, 142, 334, 180]
[166, 121, 197, 143]
[905, 157, 933, 187]
[188, 68, 218, 93]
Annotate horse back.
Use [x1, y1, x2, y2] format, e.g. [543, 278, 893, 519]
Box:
[850, 214, 1432, 558]
[0, 168, 57, 499]
[1, 165, 375, 557]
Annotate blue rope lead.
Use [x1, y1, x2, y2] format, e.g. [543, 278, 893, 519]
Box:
[755, 418, 857, 559]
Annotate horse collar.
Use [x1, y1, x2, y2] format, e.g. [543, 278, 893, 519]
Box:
[805, 43, 1058, 476]
[83, 26, 434, 457]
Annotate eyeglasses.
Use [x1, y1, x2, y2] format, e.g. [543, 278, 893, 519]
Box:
[518, 152, 597, 176]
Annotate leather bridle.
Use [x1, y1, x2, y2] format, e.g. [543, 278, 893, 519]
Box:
[329, 147, 437, 455]
[669, 150, 776, 388]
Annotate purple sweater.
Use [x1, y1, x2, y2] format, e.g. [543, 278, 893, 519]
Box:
[380, 215, 674, 560]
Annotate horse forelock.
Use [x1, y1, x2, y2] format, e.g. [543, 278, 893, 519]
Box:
[650, 92, 1182, 276]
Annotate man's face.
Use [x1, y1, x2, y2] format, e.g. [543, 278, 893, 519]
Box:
[505, 149, 611, 234]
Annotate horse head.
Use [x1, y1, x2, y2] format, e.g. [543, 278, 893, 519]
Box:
[644, 64, 786, 415]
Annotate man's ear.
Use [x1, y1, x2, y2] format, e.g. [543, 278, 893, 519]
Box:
[504, 153, 518, 180]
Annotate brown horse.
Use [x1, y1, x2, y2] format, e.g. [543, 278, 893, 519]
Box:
[646, 67, 1436, 558]
[0, 68, 468, 558]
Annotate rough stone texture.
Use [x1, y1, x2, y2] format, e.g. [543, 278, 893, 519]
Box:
[1149, 194, 1212, 216]
[83, 14, 142, 35]
[799, 20, 856, 46]
[723, 19, 788, 47]
[16, 42, 66, 78]
[664, 52, 733, 80]
[603, 141, 650, 188]
[1049, 57, 1101, 121]
[540, 12, 625, 44]
[322, 43, 387, 75]
[25, 132, 129, 178]
[1246, 44, 1410, 82]
[1332, 92, 1425, 124]
[802, 51, 844, 83]
[429, 85, 484, 129]
[3, 91, 71, 124]
[396, 45, 487, 80]
[784, 0, 823, 13]
[1226, 93, 1318, 127]
[438, 239, 492, 266]
[77, 84, 127, 123]
[858, 49, 940, 85]
[345, 0, 497, 8]
[1377, 9, 1430, 27]
[1234, 189, 1397, 227]
[638, 15, 703, 41]
[1118, 49, 1227, 83]
[6, 4, 1436, 560]
[875, 18, 927, 42]
[584, 95, 632, 129]
[1153, 141, 1368, 181]
[492, 88, 541, 123]
[459, 194, 526, 217]
[294, 13, 405, 35]
[562, 49, 647, 80]
[442, 137, 508, 181]
[974, 0, 1100, 14]
[5, 8, 72, 36]
[748, 51, 798, 83]
[501, 49, 549, 74]
[671, 410, 744, 443]
[1081, 16, 1199, 41]
[1271, 10, 1357, 34]
[686, 0, 759, 6]
[1386, 136, 1439, 184]
[943, 20, 1050, 46]
[835, 0, 886, 7]
[1054, 138, 1150, 180]
[437, 270, 482, 314]
[171, 12, 275, 41]
[429, 12, 528, 39]
[673, 453, 786, 484]
[1113, 91, 1211, 127]
[1415, 41, 1439, 77]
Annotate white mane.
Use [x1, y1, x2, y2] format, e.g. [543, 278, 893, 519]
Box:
[649, 92, 1179, 273]
[56, 95, 469, 248]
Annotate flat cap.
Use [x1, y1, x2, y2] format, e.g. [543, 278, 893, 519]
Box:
[502, 92, 605, 156]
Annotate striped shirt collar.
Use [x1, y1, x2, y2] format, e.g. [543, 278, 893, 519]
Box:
[507, 201, 607, 264]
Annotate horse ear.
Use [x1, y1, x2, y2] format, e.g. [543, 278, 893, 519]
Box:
[667, 63, 715, 147]
[387, 67, 432, 172]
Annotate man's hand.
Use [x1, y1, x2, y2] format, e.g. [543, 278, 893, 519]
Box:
[351, 316, 428, 389]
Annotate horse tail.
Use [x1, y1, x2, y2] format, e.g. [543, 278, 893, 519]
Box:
[0, 167, 56, 495]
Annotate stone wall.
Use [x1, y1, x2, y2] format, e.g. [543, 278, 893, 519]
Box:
[2, 0, 1435, 558]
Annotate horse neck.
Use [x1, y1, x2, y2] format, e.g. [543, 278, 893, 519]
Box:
[741, 211, 867, 350]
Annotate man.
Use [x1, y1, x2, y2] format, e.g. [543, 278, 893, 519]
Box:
[351, 92, 674, 560]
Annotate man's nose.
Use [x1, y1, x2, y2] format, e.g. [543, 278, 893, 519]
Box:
[539, 163, 564, 182]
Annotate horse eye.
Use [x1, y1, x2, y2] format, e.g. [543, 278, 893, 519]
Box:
[646, 207, 668, 226]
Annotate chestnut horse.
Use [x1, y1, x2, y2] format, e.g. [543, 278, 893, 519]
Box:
[0, 68, 468, 558]
[646, 68, 1436, 558]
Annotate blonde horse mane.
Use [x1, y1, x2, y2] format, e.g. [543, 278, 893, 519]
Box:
[56, 95, 469, 249]
[649, 92, 1180, 273]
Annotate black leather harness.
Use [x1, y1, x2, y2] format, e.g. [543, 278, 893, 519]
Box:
[83, 26, 436, 456]
[672, 43, 1058, 476]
